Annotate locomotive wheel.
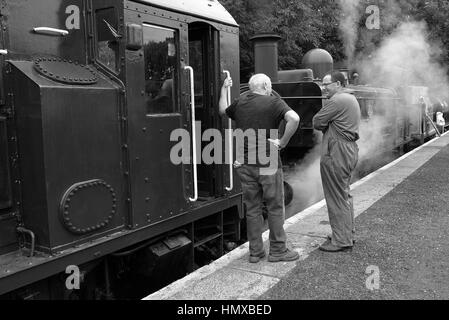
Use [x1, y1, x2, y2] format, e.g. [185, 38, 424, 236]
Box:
[284, 181, 294, 207]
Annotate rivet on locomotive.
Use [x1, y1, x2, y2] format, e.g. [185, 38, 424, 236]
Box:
[0, 0, 243, 299]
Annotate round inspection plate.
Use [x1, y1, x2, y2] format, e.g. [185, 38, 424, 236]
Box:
[34, 58, 98, 85]
[60, 179, 117, 235]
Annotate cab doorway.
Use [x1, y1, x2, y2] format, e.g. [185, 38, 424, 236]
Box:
[188, 22, 222, 200]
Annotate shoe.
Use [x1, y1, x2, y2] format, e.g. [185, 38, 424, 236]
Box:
[249, 252, 266, 264]
[268, 249, 300, 263]
[319, 241, 353, 253]
[327, 235, 356, 245]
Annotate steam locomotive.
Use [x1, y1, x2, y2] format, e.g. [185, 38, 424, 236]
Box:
[0, 0, 243, 299]
[1, 0, 446, 300]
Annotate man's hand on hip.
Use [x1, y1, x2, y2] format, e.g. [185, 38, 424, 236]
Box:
[268, 139, 285, 150]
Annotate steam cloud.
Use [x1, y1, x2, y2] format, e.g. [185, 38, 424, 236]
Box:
[287, 2, 449, 215]
[285, 133, 324, 214]
[351, 1, 449, 171]
[338, 0, 362, 65]
[354, 20, 449, 167]
[357, 21, 449, 95]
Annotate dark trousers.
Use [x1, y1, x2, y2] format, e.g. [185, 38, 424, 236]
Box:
[320, 137, 359, 247]
[236, 165, 287, 257]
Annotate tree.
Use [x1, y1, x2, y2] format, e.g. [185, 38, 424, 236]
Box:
[221, 0, 331, 81]
[413, 1, 449, 65]
[220, 0, 449, 81]
[311, 0, 345, 62]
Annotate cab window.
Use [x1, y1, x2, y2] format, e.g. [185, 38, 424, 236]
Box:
[143, 24, 178, 114]
[95, 7, 120, 73]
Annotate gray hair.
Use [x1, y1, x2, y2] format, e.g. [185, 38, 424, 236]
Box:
[249, 74, 271, 92]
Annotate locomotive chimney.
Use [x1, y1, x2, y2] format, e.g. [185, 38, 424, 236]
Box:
[250, 34, 282, 83]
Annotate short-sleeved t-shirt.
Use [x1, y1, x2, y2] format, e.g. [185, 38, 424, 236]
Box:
[226, 93, 292, 167]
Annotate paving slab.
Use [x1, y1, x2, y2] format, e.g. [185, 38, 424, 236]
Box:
[163, 267, 280, 300]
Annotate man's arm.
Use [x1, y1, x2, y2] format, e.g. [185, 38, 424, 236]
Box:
[269, 110, 300, 149]
[279, 111, 300, 148]
[313, 100, 338, 131]
[219, 78, 233, 116]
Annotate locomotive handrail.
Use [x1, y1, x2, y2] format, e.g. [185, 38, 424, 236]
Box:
[223, 70, 233, 192]
[281, 96, 401, 101]
[425, 114, 442, 137]
[185, 66, 198, 202]
[282, 96, 328, 100]
[16, 227, 35, 257]
[33, 27, 69, 36]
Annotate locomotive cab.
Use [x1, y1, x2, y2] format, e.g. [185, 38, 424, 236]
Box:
[111, 0, 242, 228]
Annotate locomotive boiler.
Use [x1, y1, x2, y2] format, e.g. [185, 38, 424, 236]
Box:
[0, 0, 243, 299]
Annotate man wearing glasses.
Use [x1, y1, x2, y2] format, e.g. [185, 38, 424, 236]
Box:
[313, 71, 361, 253]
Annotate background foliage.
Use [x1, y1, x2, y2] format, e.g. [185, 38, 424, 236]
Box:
[220, 0, 449, 82]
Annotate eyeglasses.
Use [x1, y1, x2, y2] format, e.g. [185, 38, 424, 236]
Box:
[322, 81, 337, 87]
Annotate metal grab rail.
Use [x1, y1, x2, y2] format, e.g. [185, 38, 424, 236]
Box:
[33, 27, 69, 36]
[17, 227, 35, 257]
[185, 66, 198, 202]
[223, 70, 233, 192]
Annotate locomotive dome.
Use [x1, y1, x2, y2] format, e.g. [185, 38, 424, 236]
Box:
[140, 0, 238, 26]
[302, 48, 334, 81]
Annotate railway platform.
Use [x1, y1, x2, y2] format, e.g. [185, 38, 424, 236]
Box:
[144, 132, 449, 300]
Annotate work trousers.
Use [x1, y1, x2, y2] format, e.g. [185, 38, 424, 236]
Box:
[236, 165, 287, 257]
[320, 136, 359, 247]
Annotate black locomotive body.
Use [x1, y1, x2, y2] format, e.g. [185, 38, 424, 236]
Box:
[0, 0, 243, 299]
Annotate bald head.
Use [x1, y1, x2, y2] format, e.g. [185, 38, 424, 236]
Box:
[249, 74, 273, 96]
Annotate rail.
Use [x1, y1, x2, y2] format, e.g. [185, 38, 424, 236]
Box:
[282, 96, 327, 100]
[223, 70, 233, 192]
[33, 27, 69, 36]
[16, 227, 35, 257]
[184, 66, 198, 202]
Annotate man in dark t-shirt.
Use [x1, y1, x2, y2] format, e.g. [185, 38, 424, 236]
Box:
[219, 73, 300, 263]
[225, 91, 288, 169]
